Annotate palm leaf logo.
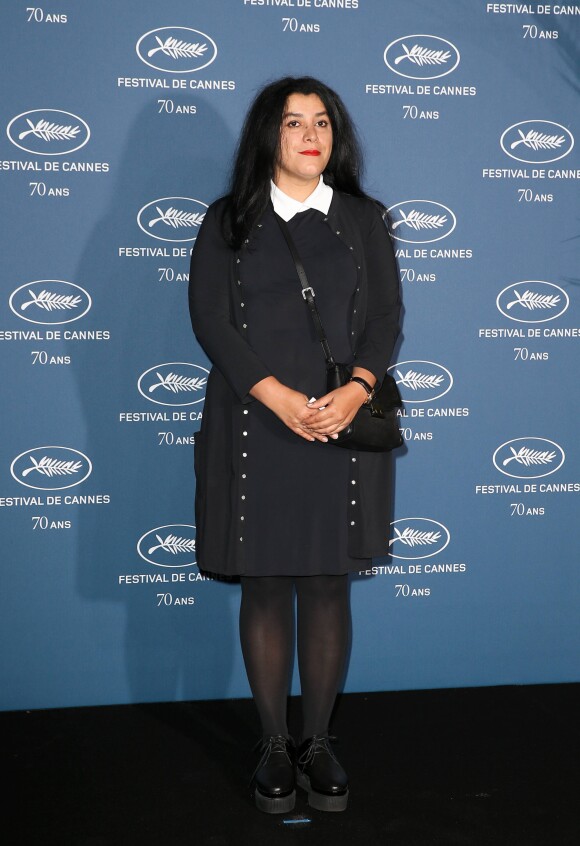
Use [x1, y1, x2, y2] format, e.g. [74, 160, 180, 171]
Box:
[20, 289, 82, 312]
[148, 207, 206, 229]
[147, 534, 196, 555]
[21, 456, 82, 478]
[389, 527, 442, 547]
[148, 372, 207, 394]
[18, 118, 80, 142]
[391, 210, 447, 231]
[505, 289, 560, 311]
[147, 36, 207, 59]
[502, 447, 556, 468]
[510, 129, 565, 151]
[395, 369, 444, 391]
[394, 44, 451, 66]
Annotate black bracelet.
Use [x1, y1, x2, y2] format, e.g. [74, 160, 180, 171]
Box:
[350, 376, 375, 402]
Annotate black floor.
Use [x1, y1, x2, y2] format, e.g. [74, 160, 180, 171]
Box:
[4, 684, 580, 845]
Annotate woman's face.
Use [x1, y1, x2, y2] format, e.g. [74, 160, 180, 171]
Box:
[274, 93, 333, 193]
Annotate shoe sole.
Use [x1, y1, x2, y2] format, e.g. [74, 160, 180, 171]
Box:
[254, 787, 296, 814]
[296, 770, 349, 812]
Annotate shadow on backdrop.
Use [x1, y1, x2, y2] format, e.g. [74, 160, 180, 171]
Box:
[70, 95, 241, 706]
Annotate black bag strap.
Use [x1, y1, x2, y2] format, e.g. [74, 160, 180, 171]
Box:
[274, 212, 336, 368]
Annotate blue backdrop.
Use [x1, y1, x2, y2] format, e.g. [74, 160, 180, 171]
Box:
[1, 0, 579, 711]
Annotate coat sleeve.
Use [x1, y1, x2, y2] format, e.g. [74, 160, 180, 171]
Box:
[354, 202, 401, 383]
[188, 202, 272, 403]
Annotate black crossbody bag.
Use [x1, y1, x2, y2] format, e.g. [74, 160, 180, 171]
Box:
[275, 214, 403, 453]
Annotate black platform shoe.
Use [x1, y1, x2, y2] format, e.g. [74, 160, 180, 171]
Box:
[296, 734, 349, 812]
[250, 734, 296, 814]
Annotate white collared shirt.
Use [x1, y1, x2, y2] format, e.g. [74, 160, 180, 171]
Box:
[270, 176, 333, 222]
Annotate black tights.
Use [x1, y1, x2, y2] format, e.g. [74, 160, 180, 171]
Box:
[239, 574, 350, 739]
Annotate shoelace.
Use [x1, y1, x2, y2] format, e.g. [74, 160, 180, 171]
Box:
[297, 734, 339, 767]
[249, 734, 293, 786]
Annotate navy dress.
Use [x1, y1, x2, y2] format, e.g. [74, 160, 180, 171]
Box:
[189, 191, 401, 577]
[238, 204, 370, 576]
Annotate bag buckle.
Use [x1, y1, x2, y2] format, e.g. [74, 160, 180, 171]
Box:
[301, 286, 315, 300]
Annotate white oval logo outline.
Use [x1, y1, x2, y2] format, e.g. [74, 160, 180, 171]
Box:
[6, 109, 90, 156]
[136, 27, 218, 73]
[10, 446, 93, 491]
[387, 200, 456, 244]
[496, 281, 569, 324]
[389, 517, 451, 560]
[9, 280, 92, 326]
[137, 524, 197, 568]
[137, 196, 208, 243]
[500, 120, 574, 164]
[138, 362, 209, 407]
[384, 34, 460, 80]
[493, 437, 565, 479]
[388, 360, 453, 404]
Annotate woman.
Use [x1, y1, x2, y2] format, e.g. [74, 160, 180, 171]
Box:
[188, 76, 400, 814]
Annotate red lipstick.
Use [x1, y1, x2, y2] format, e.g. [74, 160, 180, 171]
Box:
[299, 150, 321, 156]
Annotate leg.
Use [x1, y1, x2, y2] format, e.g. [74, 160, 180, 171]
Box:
[239, 575, 294, 736]
[295, 573, 350, 811]
[239, 575, 296, 813]
[295, 574, 350, 738]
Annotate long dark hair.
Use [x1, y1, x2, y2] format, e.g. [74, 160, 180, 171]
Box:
[223, 76, 369, 249]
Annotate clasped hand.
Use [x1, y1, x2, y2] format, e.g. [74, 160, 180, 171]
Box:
[250, 376, 368, 443]
[294, 383, 366, 443]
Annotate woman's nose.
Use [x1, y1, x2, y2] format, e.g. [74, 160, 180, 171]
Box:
[303, 125, 318, 142]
